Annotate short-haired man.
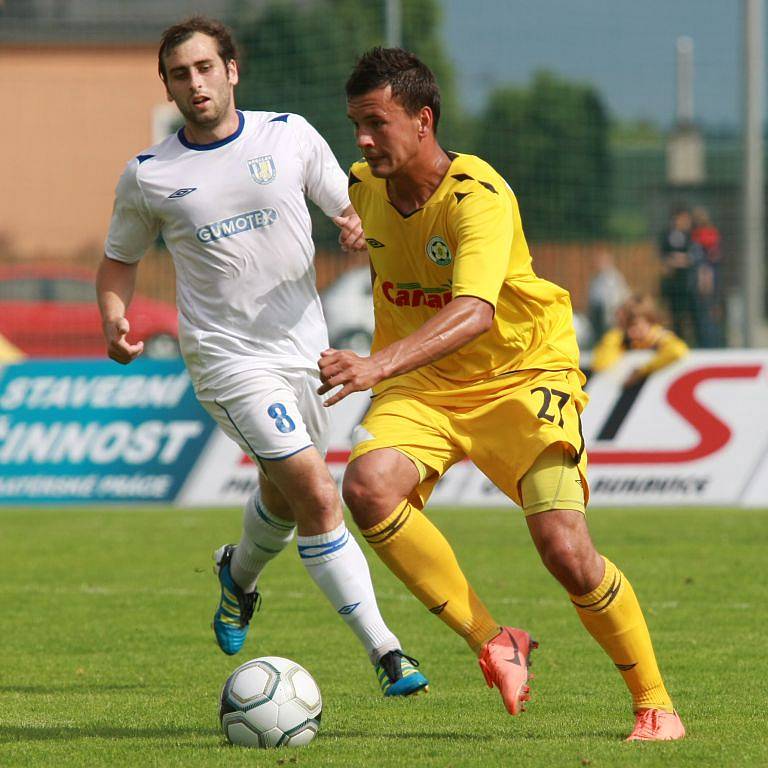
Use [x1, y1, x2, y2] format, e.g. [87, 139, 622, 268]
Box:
[319, 47, 684, 739]
[97, 20, 427, 697]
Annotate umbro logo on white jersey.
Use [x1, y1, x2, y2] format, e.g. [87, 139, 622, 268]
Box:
[168, 187, 197, 199]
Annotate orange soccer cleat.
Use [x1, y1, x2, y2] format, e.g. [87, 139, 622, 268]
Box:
[626, 709, 686, 741]
[478, 627, 538, 715]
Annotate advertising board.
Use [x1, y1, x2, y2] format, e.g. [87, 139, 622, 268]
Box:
[177, 351, 768, 509]
[0, 359, 215, 503]
[3, 352, 766, 508]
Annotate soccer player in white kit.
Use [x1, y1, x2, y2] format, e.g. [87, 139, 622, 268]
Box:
[96, 16, 428, 697]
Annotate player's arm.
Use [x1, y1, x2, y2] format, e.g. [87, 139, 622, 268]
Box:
[319, 182, 510, 405]
[590, 329, 624, 372]
[96, 257, 144, 364]
[295, 116, 366, 252]
[634, 330, 689, 379]
[318, 296, 492, 405]
[98, 158, 159, 364]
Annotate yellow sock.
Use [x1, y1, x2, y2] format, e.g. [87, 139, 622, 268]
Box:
[361, 500, 499, 654]
[571, 556, 674, 712]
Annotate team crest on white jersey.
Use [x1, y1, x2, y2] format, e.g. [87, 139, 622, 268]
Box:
[248, 155, 277, 184]
[426, 236, 452, 266]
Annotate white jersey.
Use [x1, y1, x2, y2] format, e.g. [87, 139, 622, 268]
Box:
[105, 110, 349, 389]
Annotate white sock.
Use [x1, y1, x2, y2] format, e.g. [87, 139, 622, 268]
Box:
[231, 493, 295, 593]
[297, 522, 400, 664]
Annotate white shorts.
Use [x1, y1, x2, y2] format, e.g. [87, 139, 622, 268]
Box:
[195, 367, 330, 462]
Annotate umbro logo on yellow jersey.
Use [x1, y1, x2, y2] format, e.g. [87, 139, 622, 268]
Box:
[366, 237, 385, 248]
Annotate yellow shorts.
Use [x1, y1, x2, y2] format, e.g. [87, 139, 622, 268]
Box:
[348, 369, 590, 514]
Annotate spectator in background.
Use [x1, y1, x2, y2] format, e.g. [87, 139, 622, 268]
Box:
[591, 293, 688, 387]
[658, 206, 696, 345]
[587, 249, 630, 342]
[691, 207, 725, 347]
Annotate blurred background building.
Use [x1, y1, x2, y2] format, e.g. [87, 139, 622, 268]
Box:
[1, 0, 765, 357]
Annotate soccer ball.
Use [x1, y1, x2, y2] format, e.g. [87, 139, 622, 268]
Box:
[219, 656, 322, 748]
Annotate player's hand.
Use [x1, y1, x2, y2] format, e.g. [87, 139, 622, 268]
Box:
[317, 348, 383, 406]
[103, 316, 144, 365]
[332, 212, 367, 253]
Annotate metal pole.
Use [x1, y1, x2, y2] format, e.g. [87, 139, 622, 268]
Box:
[743, 0, 765, 346]
[676, 36, 695, 126]
[385, 0, 402, 48]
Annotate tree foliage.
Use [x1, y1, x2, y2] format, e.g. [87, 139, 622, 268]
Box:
[475, 71, 611, 240]
[226, 3, 611, 243]
[228, 0, 462, 171]
[226, 0, 463, 247]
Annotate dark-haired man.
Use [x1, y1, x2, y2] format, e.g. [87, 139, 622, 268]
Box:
[319, 47, 684, 740]
[97, 20, 428, 697]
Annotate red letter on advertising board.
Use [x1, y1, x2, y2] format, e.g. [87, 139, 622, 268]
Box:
[590, 365, 762, 464]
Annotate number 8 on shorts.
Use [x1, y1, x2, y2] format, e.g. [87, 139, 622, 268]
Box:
[267, 402, 296, 434]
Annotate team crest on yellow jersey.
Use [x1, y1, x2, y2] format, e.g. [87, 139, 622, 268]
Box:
[426, 236, 452, 266]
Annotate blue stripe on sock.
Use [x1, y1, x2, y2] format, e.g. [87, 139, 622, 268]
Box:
[255, 500, 295, 531]
[297, 529, 349, 559]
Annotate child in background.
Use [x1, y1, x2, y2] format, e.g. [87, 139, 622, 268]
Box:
[591, 293, 688, 387]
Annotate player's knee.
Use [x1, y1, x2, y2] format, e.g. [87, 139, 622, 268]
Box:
[342, 471, 390, 528]
[538, 536, 598, 595]
[287, 476, 342, 530]
[341, 472, 369, 515]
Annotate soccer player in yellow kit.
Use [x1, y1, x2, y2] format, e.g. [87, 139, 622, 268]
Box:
[318, 47, 685, 741]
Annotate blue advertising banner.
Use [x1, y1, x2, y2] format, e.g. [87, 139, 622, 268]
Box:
[0, 359, 216, 504]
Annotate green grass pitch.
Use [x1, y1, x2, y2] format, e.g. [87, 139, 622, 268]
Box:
[1, 505, 765, 767]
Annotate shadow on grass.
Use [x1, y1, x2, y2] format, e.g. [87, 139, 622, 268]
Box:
[0, 683, 148, 694]
[0, 725, 219, 743]
[4, 723, 634, 748]
[321, 722, 631, 742]
[320, 728, 569, 742]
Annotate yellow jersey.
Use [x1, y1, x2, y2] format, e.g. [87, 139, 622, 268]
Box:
[591, 325, 688, 376]
[349, 153, 581, 404]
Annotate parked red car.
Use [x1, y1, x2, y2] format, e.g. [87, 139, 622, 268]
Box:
[0, 264, 179, 359]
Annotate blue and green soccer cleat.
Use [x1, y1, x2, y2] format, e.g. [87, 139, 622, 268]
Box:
[376, 650, 429, 696]
[212, 544, 260, 655]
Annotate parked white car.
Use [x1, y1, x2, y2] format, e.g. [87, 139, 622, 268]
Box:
[320, 267, 375, 354]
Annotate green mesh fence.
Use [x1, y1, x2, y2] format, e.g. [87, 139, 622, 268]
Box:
[0, 0, 758, 357]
